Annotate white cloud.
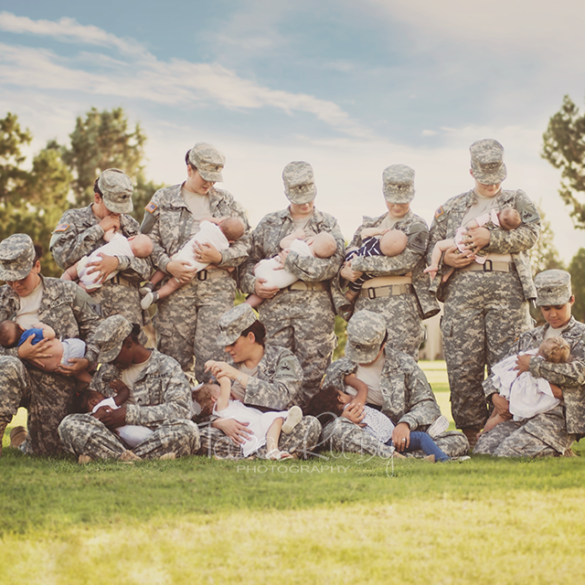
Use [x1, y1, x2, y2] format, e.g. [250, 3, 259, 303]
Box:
[422, 129, 437, 136]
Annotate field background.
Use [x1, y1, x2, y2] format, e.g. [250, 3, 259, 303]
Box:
[1, 361, 584, 584]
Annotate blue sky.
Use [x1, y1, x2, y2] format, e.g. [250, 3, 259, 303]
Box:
[1, 0, 584, 261]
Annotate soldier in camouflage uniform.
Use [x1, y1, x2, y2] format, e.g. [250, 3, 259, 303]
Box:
[140, 143, 251, 380]
[427, 139, 540, 447]
[0, 234, 100, 456]
[50, 169, 151, 332]
[59, 315, 199, 461]
[197, 304, 321, 458]
[320, 310, 468, 458]
[475, 270, 585, 457]
[240, 162, 345, 406]
[336, 165, 439, 359]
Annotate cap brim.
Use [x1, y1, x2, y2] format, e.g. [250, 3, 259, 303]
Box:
[0, 262, 33, 282]
[472, 163, 507, 185]
[199, 170, 224, 183]
[285, 187, 317, 204]
[345, 341, 381, 364]
[104, 199, 133, 214]
[536, 292, 571, 307]
[98, 340, 125, 364]
[383, 188, 415, 204]
[216, 330, 241, 347]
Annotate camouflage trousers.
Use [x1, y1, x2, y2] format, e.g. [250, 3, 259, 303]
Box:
[321, 417, 469, 459]
[0, 356, 78, 455]
[197, 415, 322, 459]
[474, 405, 574, 457]
[259, 290, 337, 406]
[154, 273, 236, 381]
[58, 414, 200, 459]
[92, 281, 146, 328]
[441, 270, 531, 429]
[355, 291, 424, 360]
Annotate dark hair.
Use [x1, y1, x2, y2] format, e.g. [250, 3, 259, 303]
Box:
[70, 388, 94, 414]
[33, 244, 42, 264]
[0, 320, 20, 348]
[241, 320, 266, 348]
[93, 177, 104, 198]
[304, 385, 344, 425]
[129, 323, 142, 343]
[185, 150, 197, 171]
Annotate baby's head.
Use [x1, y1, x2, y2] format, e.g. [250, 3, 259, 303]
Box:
[219, 217, 245, 242]
[538, 337, 571, 364]
[304, 385, 350, 425]
[307, 232, 337, 259]
[499, 208, 521, 231]
[379, 230, 408, 257]
[70, 389, 106, 414]
[128, 234, 153, 258]
[192, 382, 221, 418]
[0, 320, 23, 348]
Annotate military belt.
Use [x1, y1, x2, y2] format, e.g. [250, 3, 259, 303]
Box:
[111, 274, 132, 287]
[197, 269, 230, 281]
[363, 274, 413, 286]
[287, 281, 329, 292]
[460, 260, 515, 273]
[360, 283, 413, 299]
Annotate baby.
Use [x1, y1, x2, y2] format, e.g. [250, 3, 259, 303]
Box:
[304, 385, 451, 462]
[61, 230, 153, 292]
[140, 217, 245, 310]
[482, 337, 571, 435]
[344, 227, 408, 302]
[425, 207, 521, 282]
[71, 380, 154, 448]
[193, 376, 303, 460]
[245, 228, 338, 308]
[0, 320, 92, 383]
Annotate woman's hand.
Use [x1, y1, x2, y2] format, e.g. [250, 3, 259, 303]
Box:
[212, 418, 253, 445]
[85, 254, 119, 283]
[491, 394, 512, 419]
[465, 226, 490, 252]
[95, 404, 127, 430]
[514, 355, 531, 376]
[442, 245, 475, 268]
[99, 214, 120, 233]
[392, 422, 411, 452]
[550, 383, 563, 400]
[55, 357, 89, 377]
[167, 260, 197, 284]
[193, 241, 222, 265]
[254, 277, 279, 299]
[276, 249, 290, 268]
[340, 261, 363, 283]
[341, 402, 366, 426]
[205, 360, 240, 381]
[17, 337, 53, 367]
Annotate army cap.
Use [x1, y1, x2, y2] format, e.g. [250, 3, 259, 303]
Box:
[283, 161, 317, 204]
[189, 143, 225, 182]
[94, 315, 134, 364]
[470, 139, 507, 185]
[345, 310, 387, 364]
[0, 234, 35, 281]
[383, 165, 415, 203]
[534, 270, 572, 307]
[216, 304, 257, 347]
[97, 169, 134, 214]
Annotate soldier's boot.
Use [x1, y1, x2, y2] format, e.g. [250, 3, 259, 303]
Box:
[461, 426, 482, 453]
[0, 420, 8, 457]
[10, 426, 27, 449]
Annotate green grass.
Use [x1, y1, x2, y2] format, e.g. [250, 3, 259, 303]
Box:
[1, 362, 584, 584]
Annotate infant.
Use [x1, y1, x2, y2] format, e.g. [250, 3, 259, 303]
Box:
[72, 380, 154, 448]
[0, 320, 92, 383]
[482, 337, 570, 435]
[140, 217, 245, 310]
[425, 207, 521, 282]
[245, 228, 338, 308]
[344, 227, 408, 302]
[61, 230, 153, 292]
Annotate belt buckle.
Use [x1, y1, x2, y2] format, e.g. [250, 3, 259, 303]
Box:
[197, 270, 208, 281]
[367, 287, 376, 300]
[483, 260, 493, 272]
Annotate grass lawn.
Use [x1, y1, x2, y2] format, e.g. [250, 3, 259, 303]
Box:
[1, 361, 584, 584]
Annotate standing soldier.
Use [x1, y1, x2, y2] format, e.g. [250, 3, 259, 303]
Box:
[240, 161, 345, 406]
[140, 143, 251, 381]
[427, 139, 540, 449]
[50, 168, 151, 330]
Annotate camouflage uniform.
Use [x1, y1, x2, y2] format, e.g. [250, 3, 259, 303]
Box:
[140, 159, 250, 380]
[50, 169, 151, 329]
[476, 271, 585, 457]
[198, 304, 321, 458]
[240, 163, 344, 405]
[427, 140, 540, 430]
[0, 240, 101, 455]
[59, 316, 199, 459]
[320, 310, 468, 458]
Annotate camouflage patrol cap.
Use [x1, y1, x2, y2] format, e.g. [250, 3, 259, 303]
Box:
[189, 143, 225, 182]
[470, 139, 507, 185]
[94, 315, 134, 364]
[534, 270, 572, 307]
[282, 161, 317, 204]
[345, 310, 387, 364]
[216, 304, 258, 347]
[0, 234, 35, 281]
[382, 165, 415, 203]
[97, 169, 134, 214]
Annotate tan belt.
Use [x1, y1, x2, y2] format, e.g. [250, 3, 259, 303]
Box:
[111, 274, 133, 287]
[460, 260, 515, 273]
[287, 281, 329, 292]
[196, 268, 230, 281]
[362, 274, 413, 288]
[360, 283, 413, 299]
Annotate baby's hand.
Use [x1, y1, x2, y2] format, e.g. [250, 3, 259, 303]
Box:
[361, 227, 386, 239]
[109, 379, 129, 394]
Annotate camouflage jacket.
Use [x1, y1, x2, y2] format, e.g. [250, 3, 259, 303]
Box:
[90, 349, 192, 428]
[483, 317, 585, 435]
[332, 210, 439, 319]
[0, 276, 101, 364]
[240, 207, 345, 295]
[427, 189, 540, 302]
[50, 205, 151, 285]
[140, 184, 251, 274]
[322, 349, 441, 430]
[243, 344, 304, 410]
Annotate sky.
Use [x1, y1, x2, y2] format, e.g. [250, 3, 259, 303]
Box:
[1, 0, 584, 262]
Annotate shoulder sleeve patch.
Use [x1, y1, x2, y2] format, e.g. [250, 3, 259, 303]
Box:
[145, 201, 158, 214]
[54, 223, 70, 233]
[434, 206, 444, 219]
